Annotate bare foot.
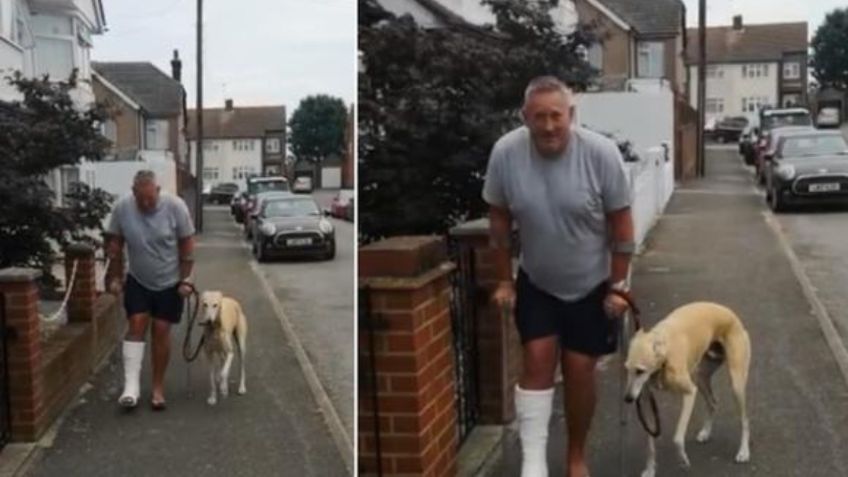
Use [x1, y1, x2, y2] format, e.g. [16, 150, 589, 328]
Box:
[568, 462, 590, 477]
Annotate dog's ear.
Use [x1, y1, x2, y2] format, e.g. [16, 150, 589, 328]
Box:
[652, 335, 668, 360]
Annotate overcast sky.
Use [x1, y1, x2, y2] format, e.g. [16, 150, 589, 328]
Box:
[680, 0, 844, 36]
[92, 0, 356, 113]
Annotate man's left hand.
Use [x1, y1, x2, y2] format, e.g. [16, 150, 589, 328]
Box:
[177, 281, 194, 298]
[604, 292, 630, 318]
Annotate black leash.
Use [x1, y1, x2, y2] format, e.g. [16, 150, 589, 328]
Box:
[609, 289, 662, 439]
[180, 282, 205, 363]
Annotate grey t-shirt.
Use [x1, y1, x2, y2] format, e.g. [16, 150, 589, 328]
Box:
[107, 192, 195, 291]
[482, 126, 631, 301]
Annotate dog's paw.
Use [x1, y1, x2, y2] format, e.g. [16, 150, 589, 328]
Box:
[237, 385, 247, 395]
[207, 396, 217, 406]
[735, 447, 750, 463]
[674, 441, 691, 469]
[696, 428, 712, 443]
[640, 468, 656, 477]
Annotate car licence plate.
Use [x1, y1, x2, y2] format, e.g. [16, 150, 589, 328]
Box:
[286, 238, 312, 246]
[808, 182, 840, 193]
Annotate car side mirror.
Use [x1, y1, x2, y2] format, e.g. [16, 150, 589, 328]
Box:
[323, 208, 331, 216]
[764, 153, 774, 162]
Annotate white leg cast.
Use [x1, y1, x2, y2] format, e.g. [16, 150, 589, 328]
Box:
[515, 386, 553, 477]
[118, 341, 145, 408]
[641, 437, 657, 477]
[674, 390, 697, 469]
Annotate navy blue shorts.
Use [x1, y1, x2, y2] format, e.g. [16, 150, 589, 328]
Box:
[514, 269, 617, 357]
[123, 275, 184, 324]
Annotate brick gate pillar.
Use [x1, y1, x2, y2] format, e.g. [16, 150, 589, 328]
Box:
[0, 268, 46, 441]
[450, 219, 523, 425]
[358, 236, 459, 476]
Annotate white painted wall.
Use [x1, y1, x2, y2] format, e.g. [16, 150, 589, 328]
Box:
[189, 138, 263, 190]
[689, 62, 779, 126]
[321, 167, 342, 189]
[574, 90, 676, 248]
[78, 153, 178, 201]
[575, 90, 675, 161]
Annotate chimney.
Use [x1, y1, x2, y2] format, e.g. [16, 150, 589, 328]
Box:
[171, 49, 182, 82]
[225, 99, 234, 111]
[732, 15, 743, 30]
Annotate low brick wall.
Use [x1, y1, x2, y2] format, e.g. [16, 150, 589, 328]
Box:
[0, 243, 123, 442]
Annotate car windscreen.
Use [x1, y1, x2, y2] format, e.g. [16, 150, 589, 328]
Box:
[249, 180, 289, 194]
[763, 113, 812, 130]
[780, 135, 848, 158]
[263, 198, 320, 217]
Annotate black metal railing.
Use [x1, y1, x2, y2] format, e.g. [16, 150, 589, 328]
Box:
[447, 238, 481, 444]
[0, 293, 12, 449]
[358, 286, 383, 476]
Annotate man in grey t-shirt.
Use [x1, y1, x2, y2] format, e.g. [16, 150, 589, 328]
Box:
[105, 170, 196, 411]
[483, 77, 635, 477]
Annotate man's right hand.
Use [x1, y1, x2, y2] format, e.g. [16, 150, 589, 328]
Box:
[108, 279, 123, 295]
[492, 281, 515, 312]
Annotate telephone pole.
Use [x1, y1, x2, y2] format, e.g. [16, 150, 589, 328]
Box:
[696, 0, 707, 177]
[195, 0, 204, 232]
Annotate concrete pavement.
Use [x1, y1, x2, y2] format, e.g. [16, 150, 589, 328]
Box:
[22, 205, 349, 477]
[499, 147, 848, 476]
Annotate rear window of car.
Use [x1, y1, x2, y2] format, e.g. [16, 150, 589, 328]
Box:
[763, 113, 812, 130]
[780, 135, 848, 158]
[248, 178, 289, 194]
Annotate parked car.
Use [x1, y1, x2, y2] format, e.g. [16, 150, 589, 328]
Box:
[243, 191, 293, 239]
[755, 125, 815, 184]
[763, 129, 848, 212]
[293, 176, 313, 193]
[251, 195, 336, 262]
[713, 116, 749, 143]
[237, 176, 289, 224]
[753, 108, 813, 182]
[817, 107, 841, 129]
[231, 192, 245, 219]
[345, 197, 354, 222]
[206, 182, 239, 204]
[330, 190, 355, 218]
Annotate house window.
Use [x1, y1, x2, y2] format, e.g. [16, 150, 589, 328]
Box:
[742, 96, 769, 113]
[742, 63, 769, 78]
[706, 65, 724, 79]
[60, 166, 79, 206]
[203, 168, 219, 180]
[783, 94, 800, 107]
[637, 41, 665, 78]
[232, 140, 256, 151]
[783, 62, 800, 80]
[102, 119, 118, 144]
[203, 141, 219, 152]
[144, 120, 169, 150]
[586, 43, 603, 71]
[32, 15, 76, 81]
[265, 138, 281, 154]
[231, 166, 256, 180]
[706, 98, 724, 114]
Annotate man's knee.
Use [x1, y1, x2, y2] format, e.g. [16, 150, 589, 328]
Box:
[151, 319, 172, 338]
[126, 313, 150, 340]
[562, 351, 599, 383]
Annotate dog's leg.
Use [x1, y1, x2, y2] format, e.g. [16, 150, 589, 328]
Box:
[724, 327, 751, 463]
[674, 386, 697, 469]
[695, 357, 721, 443]
[236, 326, 247, 395]
[220, 351, 234, 398]
[640, 436, 657, 477]
[207, 359, 218, 406]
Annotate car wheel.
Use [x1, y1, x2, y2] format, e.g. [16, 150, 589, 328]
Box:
[717, 135, 725, 144]
[324, 239, 336, 260]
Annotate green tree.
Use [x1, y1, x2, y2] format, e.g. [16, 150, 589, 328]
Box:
[358, 0, 597, 242]
[0, 73, 113, 287]
[288, 95, 348, 162]
[811, 8, 848, 90]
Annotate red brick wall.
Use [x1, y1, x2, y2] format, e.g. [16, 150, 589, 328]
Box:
[359, 237, 459, 476]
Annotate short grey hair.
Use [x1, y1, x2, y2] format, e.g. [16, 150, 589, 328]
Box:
[523, 76, 574, 107]
[133, 169, 157, 186]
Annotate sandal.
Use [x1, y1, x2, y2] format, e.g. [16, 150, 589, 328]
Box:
[151, 398, 167, 411]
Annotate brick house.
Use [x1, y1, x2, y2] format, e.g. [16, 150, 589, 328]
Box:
[686, 16, 809, 126]
[573, 0, 688, 94]
[186, 101, 287, 191]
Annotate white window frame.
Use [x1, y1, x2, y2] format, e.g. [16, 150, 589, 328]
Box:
[783, 62, 800, 80]
[265, 138, 281, 154]
[32, 15, 79, 81]
[637, 41, 665, 78]
[203, 167, 219, 180]
[706, 65, 724, 79]
[587, 42, 603, 71]
[706, 97, 724, 114]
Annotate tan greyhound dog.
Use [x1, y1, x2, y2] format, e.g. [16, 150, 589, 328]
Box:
[624, 302, 751, 477]
[199, 291, 248, 405]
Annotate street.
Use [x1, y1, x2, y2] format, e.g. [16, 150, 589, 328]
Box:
[499, 146, 848, 476]
[23, 191, 354, 476]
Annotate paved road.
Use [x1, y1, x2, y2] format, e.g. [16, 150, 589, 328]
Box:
[25, 197, 351, 476]
[499, 147, 848, 476]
